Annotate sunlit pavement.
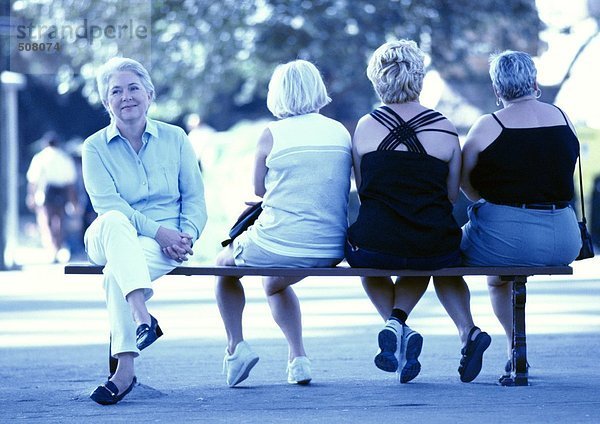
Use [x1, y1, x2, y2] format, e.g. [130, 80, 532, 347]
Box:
[0, 256, 599, 423]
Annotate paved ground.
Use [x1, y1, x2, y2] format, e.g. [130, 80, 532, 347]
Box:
[1, 258, 599, 423]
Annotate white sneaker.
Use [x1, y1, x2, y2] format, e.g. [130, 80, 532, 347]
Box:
[374, 319, 403, 372]
[222, 341, 259, 387]
[287, 356, 312, 385]
[397, 325, 423, 384]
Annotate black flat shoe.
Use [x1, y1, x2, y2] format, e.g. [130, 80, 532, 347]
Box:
[90, 376, 137, 405]
[136, 314, 163, 351]
[458, 326, 491, 383]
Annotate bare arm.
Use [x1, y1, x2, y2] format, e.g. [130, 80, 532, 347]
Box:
[460, 115, 499, 202]
[446, 140, 462, 203]
[351, 138, 362, 190]
[351, 116, 371, 190]
[253, 128, 273, 198]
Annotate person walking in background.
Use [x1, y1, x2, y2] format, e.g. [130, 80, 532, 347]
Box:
[346, 40, 490, 384]
[26, 131, 78, 263]
[215, 60, 352, 387]
[460, 50, 581, 382]
[82, 57, 207, 405]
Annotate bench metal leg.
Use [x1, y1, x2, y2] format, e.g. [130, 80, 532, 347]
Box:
[501, 275, 529, 386]
[109, 334, 118, 378]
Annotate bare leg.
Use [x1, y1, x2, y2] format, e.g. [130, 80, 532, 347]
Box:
[125, 289, 151, 327]
[263, 276, 305, 361]
[488, 276, 512, 358]
[433, 276, 475, 344]
[110, 352, 135, 392]
[215, 245, 245, 354]
[216, 276, 246, 354]
[393, 276, 431, 316]
[35, 207, 56, 257]
[361, 277, 394, 320]
[362, 276, 430, 320]
[46, 206, 65, 253]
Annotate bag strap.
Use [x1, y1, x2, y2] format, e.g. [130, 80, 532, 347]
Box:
[578, 150, 587, 224]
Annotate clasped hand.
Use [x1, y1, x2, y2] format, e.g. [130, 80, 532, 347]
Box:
[155, 226, 193, 262]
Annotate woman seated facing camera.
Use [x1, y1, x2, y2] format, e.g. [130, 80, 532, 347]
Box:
[83, 57, 206, 405]
[347, 40, 490, 384]
[215, 60, 352, 387]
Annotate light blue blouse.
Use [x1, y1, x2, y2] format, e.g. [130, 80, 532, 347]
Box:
[82, 118, 207, 243]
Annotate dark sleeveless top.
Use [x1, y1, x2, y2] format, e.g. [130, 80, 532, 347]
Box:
[470, 107, 579, 204]
[347, 106, 462, 257]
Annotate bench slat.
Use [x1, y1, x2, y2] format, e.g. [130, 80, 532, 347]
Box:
[64, 264, 572, 277]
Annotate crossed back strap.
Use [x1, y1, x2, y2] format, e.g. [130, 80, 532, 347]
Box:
[370, 105, 458, 153]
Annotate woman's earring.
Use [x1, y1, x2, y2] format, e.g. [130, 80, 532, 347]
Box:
[534, 88, 542, 99]
[495, 97, 501, 107]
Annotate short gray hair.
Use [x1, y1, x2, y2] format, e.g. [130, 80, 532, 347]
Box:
[489, 50, 537, 100]
[366, 39, 425, 104]
[266, 60, 331, 119]
[96, 57, 155, 109]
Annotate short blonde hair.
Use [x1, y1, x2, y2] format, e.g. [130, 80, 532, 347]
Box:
[96, 57, 155, 111]
[266, 60, 331, 119]
[367, 40, 425, 104]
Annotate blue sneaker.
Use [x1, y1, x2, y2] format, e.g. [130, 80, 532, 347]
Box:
[398, 325, 423, 384]
[374, 319, 403, 372]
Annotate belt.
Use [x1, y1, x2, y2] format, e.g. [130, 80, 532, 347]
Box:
[500, 202, 570, 210]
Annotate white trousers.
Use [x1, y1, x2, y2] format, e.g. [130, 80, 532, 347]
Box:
[84, 210, 177, 356]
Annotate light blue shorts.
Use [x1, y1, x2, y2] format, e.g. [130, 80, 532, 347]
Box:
[232, 231, 340, 268]
[461, 200, 581, 266]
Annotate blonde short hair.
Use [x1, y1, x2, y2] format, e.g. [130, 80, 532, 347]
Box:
[96, 57, 155, 110]
[366, 40, 425, 104]
[266, 60, 331, 119]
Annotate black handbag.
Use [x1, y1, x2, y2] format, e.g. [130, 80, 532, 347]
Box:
[221, 202, 263, 247]
[575, 153, 594, 260]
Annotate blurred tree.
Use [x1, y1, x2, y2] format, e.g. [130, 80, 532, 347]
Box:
[11, 0, 543, 129]
[538, 0, 600, 105]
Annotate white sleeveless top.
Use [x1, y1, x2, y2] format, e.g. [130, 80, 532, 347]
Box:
[248, 113, 352, 258]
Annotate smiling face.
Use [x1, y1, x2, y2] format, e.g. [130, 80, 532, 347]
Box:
[105, 71, 151, 127]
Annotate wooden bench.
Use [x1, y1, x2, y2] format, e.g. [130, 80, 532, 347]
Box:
[65, 264, 573, 386]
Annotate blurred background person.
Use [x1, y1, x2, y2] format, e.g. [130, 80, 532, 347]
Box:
[26, 131, 78, 263]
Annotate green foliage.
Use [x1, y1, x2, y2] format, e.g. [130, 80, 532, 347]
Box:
[11, 0, 542, 128]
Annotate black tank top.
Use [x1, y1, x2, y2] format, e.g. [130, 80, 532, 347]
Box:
[347, 106, 462, 257]
[470, 107, 579, 204]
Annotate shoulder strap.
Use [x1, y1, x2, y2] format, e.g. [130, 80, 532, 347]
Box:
[395, 107, 458, 136]
[552, 104, 569, 126]
[412, 110, 458, 136]
[552, 105, 585, 220]
[578, 149, 586, 222]
[406, 109, 444, 129]
[491, 113, 505, 129]
[370, 108, 398, 131]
